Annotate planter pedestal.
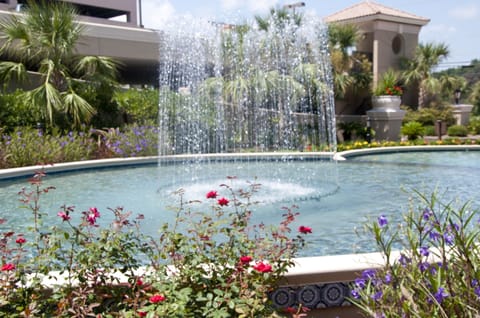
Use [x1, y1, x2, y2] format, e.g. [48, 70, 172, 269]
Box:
[452, 104, 474, 126]
[367, 96, 405, 141]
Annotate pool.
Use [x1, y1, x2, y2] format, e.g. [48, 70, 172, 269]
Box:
[0, 149, 479, 256]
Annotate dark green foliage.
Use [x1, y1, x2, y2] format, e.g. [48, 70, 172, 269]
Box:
[115, 88, 159, 124]
[468, 116, 480, 134]
[447, 124, 469, 137]
[401, 121, 424, 140]
[0, 90, 38, 130]
[403, 106, 455, 126]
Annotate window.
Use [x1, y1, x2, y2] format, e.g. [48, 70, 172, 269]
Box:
[392, 35, 403, 55]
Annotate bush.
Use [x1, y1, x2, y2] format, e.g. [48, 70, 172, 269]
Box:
[0, 127, 95, 168]
[423, 125, 436, 136]
[403, 107, 455, 126]
[401, 121, 424, 140]
[351, 192, 480, 317]
[468, 116, 480, 134]
[0, 90, 39, 130]
[0, 173, 309, 317]
[115, 88, 159, 124]
[447, 124, 469, 137]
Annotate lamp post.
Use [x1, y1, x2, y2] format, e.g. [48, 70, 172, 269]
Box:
[454, 89, 461, 105]
[283, 2, 306, 14]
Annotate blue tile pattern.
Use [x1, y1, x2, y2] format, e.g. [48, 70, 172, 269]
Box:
[271, 282, 352, 309]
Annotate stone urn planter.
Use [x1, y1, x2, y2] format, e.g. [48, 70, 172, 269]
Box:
[371, 95, 402, 110]
[367, 95, 405, 141]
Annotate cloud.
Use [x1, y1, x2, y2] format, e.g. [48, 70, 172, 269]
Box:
[220, 0, 278, 13]
[420, 24, 457, 46]
[141, 0, 176, 29]
[449, 4, 478, 19]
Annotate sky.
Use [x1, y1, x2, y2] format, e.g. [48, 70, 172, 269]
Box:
[140, 0, 479, 70]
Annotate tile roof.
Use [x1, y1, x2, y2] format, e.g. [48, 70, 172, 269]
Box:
[324, 1, 430, 25]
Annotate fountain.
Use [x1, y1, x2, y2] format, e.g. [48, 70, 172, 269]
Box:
[155, 11, 339, 205]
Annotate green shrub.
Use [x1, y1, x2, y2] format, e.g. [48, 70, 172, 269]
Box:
[447, 124, 469, 137]
[401, 121, 424, 140]
[468, 116, 480, 134]
[403, 107, 455, 126]
[423, 125, 436, 136]
[115, 88, 159, 124]
[0, 127, 95, 168]
[0, 90, 39, 130]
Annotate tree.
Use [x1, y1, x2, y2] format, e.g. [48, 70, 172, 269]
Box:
[402, 42, 450, 108]
[0, 0, 119, 128]
[328, 23, 371, 99]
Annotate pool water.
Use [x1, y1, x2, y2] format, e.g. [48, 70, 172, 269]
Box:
[0, 151, 479, 256]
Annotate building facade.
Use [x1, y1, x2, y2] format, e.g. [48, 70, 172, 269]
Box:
[325, 1, 430, 111]
[0, 0, 160, 86]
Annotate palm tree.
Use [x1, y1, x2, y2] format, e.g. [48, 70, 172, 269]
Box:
[0, 0, 119, 128]
[327, 23, 372, 99]
[402, 42, 450, 108]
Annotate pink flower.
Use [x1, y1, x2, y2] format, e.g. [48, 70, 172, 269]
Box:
[57, 211, 71, 221]
[86, 207, 100, 225]
[253, 262, 272, 273]
[206, 190, 218, 199]
[89, 207, 100, 218]
[217, 197, 229, 206]
[298, 226, 312, 234]
[15, 237, 26, 245]
[1, 263, 15, 271]
[87, 214, 96, 225]
[149, 294, 166, 303]
[240, 256, 252, 264]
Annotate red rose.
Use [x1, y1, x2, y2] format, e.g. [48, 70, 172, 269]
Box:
[15, 237, 26, 245]
[240, 256, 252, 264]
[253, 262, 272, 273]
[206, 190, 218, 199]
[149, 294, 166, 303]
[299, 226, 312, 234]
[217, 197, 229, 206]
[1, 263, 15, 271]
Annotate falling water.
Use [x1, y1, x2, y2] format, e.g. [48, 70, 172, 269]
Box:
[157, 12, 338, 203]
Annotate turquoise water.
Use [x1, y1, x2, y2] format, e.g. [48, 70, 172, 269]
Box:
[0, 151, 479, 256]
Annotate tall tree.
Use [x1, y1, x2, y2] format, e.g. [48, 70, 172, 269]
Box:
[0, 0, 119, 128]
[328, 23, 371, 98]
[402, 42, 450, 108]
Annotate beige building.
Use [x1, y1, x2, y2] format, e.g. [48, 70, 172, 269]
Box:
[0, 0, 160, 86]
[325, 1, 430, 111]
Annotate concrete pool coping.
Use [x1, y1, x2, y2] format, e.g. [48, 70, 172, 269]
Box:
[1, 144, 479, 180]
[1, 145, 479, 317]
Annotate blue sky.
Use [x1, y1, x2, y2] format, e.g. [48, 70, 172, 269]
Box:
[141, 0, 479, 69]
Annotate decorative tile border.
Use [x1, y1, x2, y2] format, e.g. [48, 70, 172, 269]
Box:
[271, 282, 353, 309]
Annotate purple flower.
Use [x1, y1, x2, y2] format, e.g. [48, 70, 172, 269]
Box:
[398, 253, 411, 266]
[371, 290, 383, 301]
[434, 287, 448, 303]
[377, 215, 388, 227]
[418, 261, 429, 272]
[428, 229, 441, 241]
[423, 208, 433, 220]
[355, 277, 366, 289]
[420, 246, 430, 257]
[362, 269, 377, 280]
[384, 272, 392, 284]
[444, 233, 454, 245]
[351, 289, 361, 299]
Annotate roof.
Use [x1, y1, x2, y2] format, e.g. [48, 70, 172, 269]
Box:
[324, 1, 430, 26]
